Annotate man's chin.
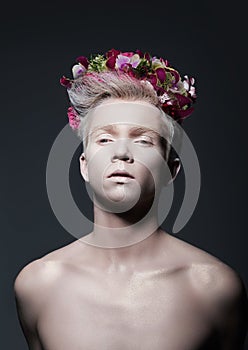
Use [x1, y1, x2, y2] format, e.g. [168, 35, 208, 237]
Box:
[93, 192, 140, 214]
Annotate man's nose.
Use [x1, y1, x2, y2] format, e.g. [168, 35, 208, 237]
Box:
[111, 139, 134, 163]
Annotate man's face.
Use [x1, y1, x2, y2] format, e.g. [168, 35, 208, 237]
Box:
[80, 99, 175, 212]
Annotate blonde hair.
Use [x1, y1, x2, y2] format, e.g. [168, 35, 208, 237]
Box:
[67, 71, 178, 160]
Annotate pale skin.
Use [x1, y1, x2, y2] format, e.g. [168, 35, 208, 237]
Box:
[14, 100, 248, 350]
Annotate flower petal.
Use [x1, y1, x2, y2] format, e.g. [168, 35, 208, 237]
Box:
[122, 52, 133, 57]
[116, 55, 130, 69]
[76, 56, 89, 69]
[174, 93, 192, 108]
[176, 106, 194, 118]
[148, 74, 158, 87]
[170, 69, 180, 84]
[60, 76, 72, 88]
[144, 52, 151, 61]
[106, 48, 120, 58]
[130, 54, 141, 68]
[136, 49, 144, 58]
[72, 64, 86, 79]
[67, 107, 80, 130]
[106, 55, 116, 69]
[156, 68, 166, 83]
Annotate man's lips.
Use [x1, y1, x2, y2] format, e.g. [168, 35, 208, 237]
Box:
[107, 170, 134, 179]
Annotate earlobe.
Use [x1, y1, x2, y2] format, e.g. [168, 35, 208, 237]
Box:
[79, 153, 89, 182]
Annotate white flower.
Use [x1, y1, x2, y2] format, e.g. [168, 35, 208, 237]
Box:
[159, 92, 171, 103]
[72, 64, 86, 79]
[129, 54, 141, 68]
[151, 57, 166, 69]
[183, 75, 196, 98]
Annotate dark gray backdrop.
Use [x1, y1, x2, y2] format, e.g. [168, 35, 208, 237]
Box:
[1, 0, 247, 349]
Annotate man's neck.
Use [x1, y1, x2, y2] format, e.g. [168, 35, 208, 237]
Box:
[80, 202, 167, 268]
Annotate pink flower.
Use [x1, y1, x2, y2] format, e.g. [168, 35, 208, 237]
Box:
[67, 107, 80, 130]
[122, 52, 133, 57]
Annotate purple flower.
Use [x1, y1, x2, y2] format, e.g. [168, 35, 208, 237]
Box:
[115, 53, 141, 71]
[116, 54, 131, 70]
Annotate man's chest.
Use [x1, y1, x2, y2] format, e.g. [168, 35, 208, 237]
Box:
[37, 269, 215, 350]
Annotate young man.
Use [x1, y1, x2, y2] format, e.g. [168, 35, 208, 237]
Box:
[14, 49, 247, 350]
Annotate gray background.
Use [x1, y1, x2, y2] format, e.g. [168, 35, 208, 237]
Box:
[1, 0, 247, 348]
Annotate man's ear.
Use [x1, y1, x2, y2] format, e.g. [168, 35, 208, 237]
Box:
[166, 157, 181, 186]
[79, 153, 89, 182]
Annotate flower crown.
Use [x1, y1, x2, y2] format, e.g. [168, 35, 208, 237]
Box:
[60, 48, 197, 130]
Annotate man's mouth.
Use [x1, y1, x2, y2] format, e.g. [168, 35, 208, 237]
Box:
[107, 170, 135, 183]
[108, 170, 134, 179]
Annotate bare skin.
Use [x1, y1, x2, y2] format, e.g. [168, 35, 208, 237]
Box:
[14, 230, 247, 350]
[14, 100, 248, 349]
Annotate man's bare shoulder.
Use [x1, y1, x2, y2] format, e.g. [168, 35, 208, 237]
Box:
[166, 233, 246, 310]
[14, 258, 60, 302]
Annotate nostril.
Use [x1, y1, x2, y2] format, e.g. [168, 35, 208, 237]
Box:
[112, 155, 134, 163]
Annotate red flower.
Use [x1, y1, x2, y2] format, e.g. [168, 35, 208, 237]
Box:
[60, 76, 72, 88]
[144, 52, 151, 61]
[76, 56, 89, 69]
[135, 49, 144, 58]
[156, 68, 166, 83]
[106, 55, 116, 69]
[106, 48, 120, 58]
[127, 70, 136, 78]
[176, 107, 194, 119]
[174, 93, 192, 108]
[147, 74, 158, 88]
[170, 69, 180, 84]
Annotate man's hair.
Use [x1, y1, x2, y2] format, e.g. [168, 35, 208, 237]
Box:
[67, 71, 181, 161]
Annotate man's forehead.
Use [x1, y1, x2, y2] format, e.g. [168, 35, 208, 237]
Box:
[86, 100, 166, 134]
[90, 100, 161, 116]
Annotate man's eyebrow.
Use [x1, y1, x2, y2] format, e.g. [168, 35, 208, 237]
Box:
[128, 127, 160, 137]
[91, 125, 160, 137]
[91, 125, 118, 136]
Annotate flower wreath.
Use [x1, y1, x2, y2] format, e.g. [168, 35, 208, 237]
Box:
[60, 48, 197, 130]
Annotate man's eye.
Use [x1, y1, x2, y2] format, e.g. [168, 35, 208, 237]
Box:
[134, 138, 153, 145]
[97, 138, 113, 144]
